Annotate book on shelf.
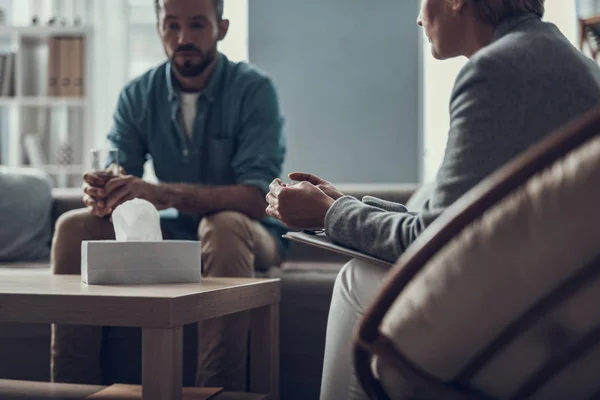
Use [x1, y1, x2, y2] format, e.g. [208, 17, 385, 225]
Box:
[22, 132, 48, 167]
[48, 36, 85, 97]
[47, 37, 60, 96]
[72, 37, 84, 96]
[0, 51, 15, 97]
[0, 0, 13, 27]
[0, 108, 7, 164]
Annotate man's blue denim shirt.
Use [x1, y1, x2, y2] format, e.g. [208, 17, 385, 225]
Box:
[107, 54, 288, 251]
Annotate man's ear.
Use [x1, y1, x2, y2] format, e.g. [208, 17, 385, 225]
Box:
[217, 19, 230, 41]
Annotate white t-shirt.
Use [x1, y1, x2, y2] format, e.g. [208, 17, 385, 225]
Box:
[181, 92, 201, 137]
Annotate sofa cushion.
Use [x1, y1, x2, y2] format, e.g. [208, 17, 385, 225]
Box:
[275, 264, 341, 400]
[0, 168, 53, 262]
[51, 188, 84, 223]
[380, 136, 600, 399]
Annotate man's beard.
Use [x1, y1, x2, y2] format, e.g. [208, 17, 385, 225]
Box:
[169, 45, 216, 78]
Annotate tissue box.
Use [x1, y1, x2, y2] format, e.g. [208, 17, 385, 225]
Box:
[81, 240, 201, 285]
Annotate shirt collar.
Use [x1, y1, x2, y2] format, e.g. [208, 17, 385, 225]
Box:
[166, 52, 225, 103]
[492, 12, 540, 43]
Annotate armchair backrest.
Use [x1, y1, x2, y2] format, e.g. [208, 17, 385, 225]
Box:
[354, 106, 600, 400]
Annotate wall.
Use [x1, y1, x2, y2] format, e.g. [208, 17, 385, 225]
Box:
[248, 0, 421, 183]
[578, 0, 600, 17]
[220, 0, 248, 62]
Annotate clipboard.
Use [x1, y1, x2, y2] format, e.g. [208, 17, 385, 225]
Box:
[283, 231, 393, 267]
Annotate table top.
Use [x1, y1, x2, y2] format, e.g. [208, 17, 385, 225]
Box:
[0, 269, 280, 328]
[0, 380, 270, 399]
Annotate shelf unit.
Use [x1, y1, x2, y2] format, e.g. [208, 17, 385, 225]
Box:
[0, 96, 87, 107]
[0, 24, 93, 187]
[0, 25, 91, 38]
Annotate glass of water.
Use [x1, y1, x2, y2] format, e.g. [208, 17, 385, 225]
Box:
[90, 148, 120, 176]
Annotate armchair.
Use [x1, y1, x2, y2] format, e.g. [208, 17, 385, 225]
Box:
[354, 106, 600, 399]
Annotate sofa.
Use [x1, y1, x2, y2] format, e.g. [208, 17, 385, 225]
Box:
[0, 183, 419, 400]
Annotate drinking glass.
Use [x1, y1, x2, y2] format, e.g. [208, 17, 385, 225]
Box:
[90, 147, 120, 177]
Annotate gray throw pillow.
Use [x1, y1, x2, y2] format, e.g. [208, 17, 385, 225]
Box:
[0, 167, 53, 261]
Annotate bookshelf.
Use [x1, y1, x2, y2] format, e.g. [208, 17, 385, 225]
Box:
[0, 25, 90, 37]
[0, 96, 87, 107]
[0, 24, 92, 187]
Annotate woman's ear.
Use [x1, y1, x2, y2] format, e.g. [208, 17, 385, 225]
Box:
[451, 0, 467, 13]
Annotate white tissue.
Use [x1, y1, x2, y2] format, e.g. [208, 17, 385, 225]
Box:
[111, 198, 163, 241]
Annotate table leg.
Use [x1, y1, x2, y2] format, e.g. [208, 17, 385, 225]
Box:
[250, 303, 279, 400]
[142, 326, 183, 400]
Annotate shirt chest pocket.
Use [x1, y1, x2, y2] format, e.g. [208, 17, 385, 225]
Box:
[205, 137, 236, 183]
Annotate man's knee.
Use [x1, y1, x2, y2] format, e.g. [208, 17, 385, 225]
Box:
[52, 209, 112, 275]
[198, 211, 253, 243]
[198, 211, 255, 277]
[54, 209, 97, 241]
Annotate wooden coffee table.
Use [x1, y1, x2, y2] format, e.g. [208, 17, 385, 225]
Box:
[0, 379, 272, 399]
[0, 270, 280, 400]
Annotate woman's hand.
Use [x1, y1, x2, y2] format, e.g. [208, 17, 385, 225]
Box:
[288, 172, 345, 200]
[266, 178, 336, 230]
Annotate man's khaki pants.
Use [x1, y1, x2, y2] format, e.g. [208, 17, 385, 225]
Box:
[50, 209, 281, 391]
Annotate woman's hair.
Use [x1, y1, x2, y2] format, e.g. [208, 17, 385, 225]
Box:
[470, 0, 545, 26]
